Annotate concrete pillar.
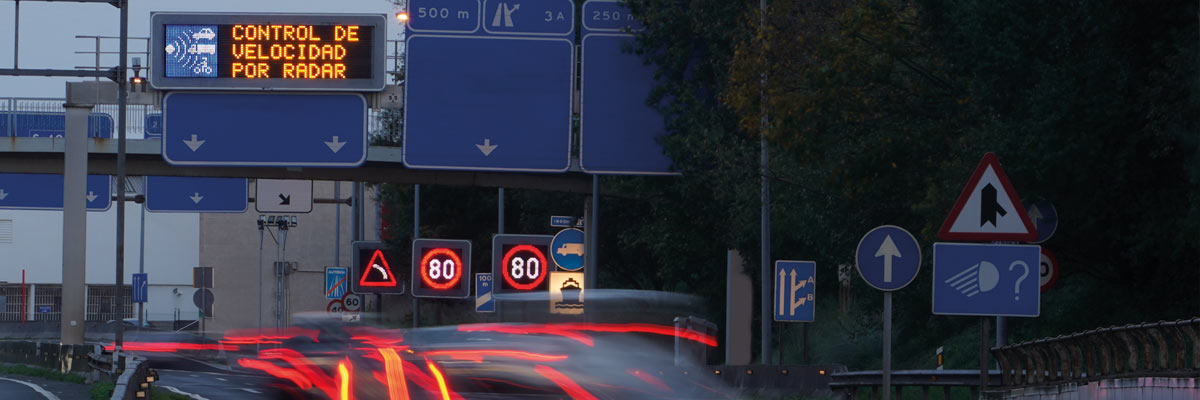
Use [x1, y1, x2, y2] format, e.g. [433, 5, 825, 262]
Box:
[26, 284, 35, 321]
[61, 104, 90, 344]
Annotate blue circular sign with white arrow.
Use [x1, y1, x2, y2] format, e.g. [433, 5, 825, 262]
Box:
[1023, 200, 1058, 244]
[855, 225, 922, 291]
[550, 228, 585, 271]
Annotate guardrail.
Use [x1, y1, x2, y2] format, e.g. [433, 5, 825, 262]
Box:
[829, 369, 1002, 399]
[990, 317, 1200, 387]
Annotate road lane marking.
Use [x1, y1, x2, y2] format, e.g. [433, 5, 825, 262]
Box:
[239, 388, 261, 394]
[0, 377, 61, 400]
[161, 385, 211, 400]
[215, 377, 227, 381]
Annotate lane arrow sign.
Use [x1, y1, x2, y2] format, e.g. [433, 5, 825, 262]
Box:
[0, 189, 7, 200]
[874, 235, 901, 283]
[476, 138, 498, 156]
[278, 194, 291, 205]
[325, 136, 346, 153]
[183, 134, 205, 152]
[1028, 204, 1043, 226]
[190, 192, 204, 204]
[86, 191, 98, 203]
[777, 268, 786, 313]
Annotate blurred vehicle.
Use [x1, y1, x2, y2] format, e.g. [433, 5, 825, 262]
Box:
[230, 290, 732, 399]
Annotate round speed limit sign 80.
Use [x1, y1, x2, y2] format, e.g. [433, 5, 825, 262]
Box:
[342, 293, 362, 312]
[502, 244, 548, 290]
[420, 248, 464, 290]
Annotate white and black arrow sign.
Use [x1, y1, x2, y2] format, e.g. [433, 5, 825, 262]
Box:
[255, 179, 313, 213]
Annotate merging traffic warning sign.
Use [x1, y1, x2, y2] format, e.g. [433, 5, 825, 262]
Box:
[351, 242, 405, 294]
[938, 153, 1038, 242]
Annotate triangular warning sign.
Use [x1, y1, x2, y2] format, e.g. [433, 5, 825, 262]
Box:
[360, 249, 398, 287]
[938, 153, 1037, 242]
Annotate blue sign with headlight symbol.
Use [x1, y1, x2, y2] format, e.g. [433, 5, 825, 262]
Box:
[933, 242, 1040, 317]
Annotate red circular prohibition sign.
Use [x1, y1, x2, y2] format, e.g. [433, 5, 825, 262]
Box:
[420, 248, 464, 290]
[502, 244, 549, 290]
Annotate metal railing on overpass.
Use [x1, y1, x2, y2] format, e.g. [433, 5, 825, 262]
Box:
[829, 369, 1002, 399]
[991, 317, 1200, 387]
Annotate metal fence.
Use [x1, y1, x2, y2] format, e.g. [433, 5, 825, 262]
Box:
[991, 318, 1200, 387]
[86, 285, 134, 322]
[0, 285, 25, 322]
[32, 285, 61, 322]
[0, 284, 136, 322]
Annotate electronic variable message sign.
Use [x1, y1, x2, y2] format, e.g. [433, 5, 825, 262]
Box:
[150, 13, 387, 91]
[351, 241, 406, 295]
[411, 239, 472, 299]
[492, 234, 553, 294]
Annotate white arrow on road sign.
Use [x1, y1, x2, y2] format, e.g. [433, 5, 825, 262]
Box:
[325, 136, 346, 153]
[476, 138, 498, 156]
[774, 261, 816, 322]
[183, 134, 205, 151]
[875, 235, 901, 283]
[190, 192, 204, 204]
[0, 189, 7, 200]
[86, 191, 98, 202]
[789, 269, 811, 315]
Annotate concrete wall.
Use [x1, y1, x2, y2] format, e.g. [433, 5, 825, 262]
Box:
[201, 180, 377, 334]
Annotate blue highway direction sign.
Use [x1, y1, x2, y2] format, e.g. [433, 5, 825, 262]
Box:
[550, 228, 585, 271]
[0, 174, 111, 211]
[855, 225, 921, 291]
[476, 273, 495, 313]
[326, 267, 349, 300]
[162, 92, 367, 167]
[404, 0, 574, 172]
[1, 111, 113, 138]
[132, 273, 148, 303]
[407, 0, 480, 33]
[933, 242, 1040, 317]
[145, 114, 163, 137]
[774, 260, 815, 322]
[580, 1, 671, 174]
[145, 176, 247, 213]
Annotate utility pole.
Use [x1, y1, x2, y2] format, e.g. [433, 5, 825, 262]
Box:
[114, 0, 129, 351]
[758, 0, 772, 364]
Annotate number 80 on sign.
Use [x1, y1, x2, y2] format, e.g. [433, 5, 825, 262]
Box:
[411, 238, 472, 298]
[492, 234, 554, 294]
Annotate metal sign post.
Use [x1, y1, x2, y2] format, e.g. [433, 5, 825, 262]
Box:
[883, 291, 892, 400]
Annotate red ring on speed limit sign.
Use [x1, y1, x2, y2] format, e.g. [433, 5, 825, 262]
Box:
[501, 244, 549, 290]
[420, 247, 464, 290]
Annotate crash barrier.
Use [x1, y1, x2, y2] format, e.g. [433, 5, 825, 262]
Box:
[0, 340, 91, 374]
[990, 318, 1200, 387]
[716, 364, 845, 397]
[108, 355, 155, 400]
[829, 369, 1002, 399]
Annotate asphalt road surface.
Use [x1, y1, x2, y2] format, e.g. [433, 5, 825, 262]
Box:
[0, 374, 91, 400]
[155, 368, 280, 400]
